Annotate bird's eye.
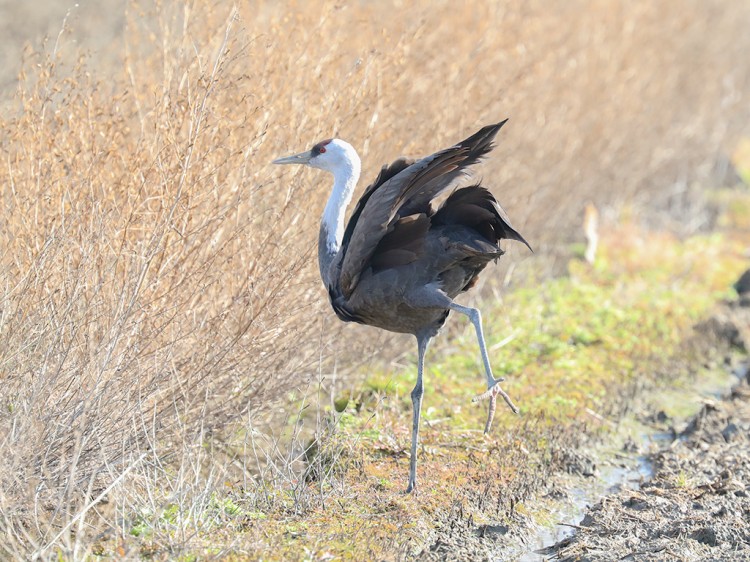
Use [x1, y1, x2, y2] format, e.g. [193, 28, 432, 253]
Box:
[319, 146, 327, 153]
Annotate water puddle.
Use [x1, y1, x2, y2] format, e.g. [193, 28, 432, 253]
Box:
[517, 432, 661, 562]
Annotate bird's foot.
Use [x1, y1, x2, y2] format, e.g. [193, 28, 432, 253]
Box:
[405, 481, 418, 495]
[472, 378, 519, 434]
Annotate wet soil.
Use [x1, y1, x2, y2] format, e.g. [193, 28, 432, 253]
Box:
[546, 377, 750, 561]
[545, 298, 750, 562]
[417, 290, 750, 562]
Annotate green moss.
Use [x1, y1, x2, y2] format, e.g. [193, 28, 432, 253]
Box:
[333, 396, 350, 412]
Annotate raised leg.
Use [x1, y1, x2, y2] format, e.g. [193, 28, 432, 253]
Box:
[407, 334, 430, 493]
[448, 302, 519, 433]
[405, 285, 519, 436]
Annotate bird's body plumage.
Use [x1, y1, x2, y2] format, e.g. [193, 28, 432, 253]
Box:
[273, 120, 530, 493]
[326, 122, 529, 336]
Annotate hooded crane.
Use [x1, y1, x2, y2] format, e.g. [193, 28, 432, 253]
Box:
[273, 120, 531, 493]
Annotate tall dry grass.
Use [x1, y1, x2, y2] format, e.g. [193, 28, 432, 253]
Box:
[0, 0, 748, 557]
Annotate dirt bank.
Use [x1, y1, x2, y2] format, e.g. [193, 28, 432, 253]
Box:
[411, 290, 750, 562]
[546, 300, 750, 562]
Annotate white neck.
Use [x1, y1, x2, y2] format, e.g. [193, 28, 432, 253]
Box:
[318, 146, 360, 286]
[323, 159, 360, 253]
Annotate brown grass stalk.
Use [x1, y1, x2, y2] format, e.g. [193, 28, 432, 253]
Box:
[0, 0, 748, 556]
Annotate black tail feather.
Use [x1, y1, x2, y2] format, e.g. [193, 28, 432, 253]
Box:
[433, 184, 532, 252]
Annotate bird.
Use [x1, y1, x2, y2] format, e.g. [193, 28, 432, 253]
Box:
[273, 120, 531, 493]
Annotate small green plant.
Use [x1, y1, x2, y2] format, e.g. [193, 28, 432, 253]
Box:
[674, 471, 690, 488]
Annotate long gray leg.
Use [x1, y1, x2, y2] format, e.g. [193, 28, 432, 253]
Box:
[449, 302, 519, 432]
[407, 334, 430, 494]
[405, 285, 518, 435]
[449, 303, 496, 390]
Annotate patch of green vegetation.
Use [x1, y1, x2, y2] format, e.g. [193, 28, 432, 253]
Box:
[129, 510, 154, 539]
[674, 470, 691, 489]
[212, 496, 242, 517]
[162, 504, 179, 526]
[363, 372, 399, 395]
[333, 396, 350, 412]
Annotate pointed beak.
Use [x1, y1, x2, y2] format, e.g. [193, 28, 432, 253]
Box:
[272, 150, 313, 166]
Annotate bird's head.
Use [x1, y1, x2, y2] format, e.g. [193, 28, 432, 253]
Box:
[272, 138, 359, 174]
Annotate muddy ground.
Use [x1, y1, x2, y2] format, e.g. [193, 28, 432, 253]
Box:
[416, 292, 750, 562]
[544, 299, 750, 562]
[548, 384, 750, 561]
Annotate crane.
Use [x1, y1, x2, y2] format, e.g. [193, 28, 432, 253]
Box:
[273, 120, 531, 493]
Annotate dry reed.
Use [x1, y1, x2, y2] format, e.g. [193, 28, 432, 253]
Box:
[0, 0, 748, 557]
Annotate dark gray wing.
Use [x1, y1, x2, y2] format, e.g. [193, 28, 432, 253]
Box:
[432, 186, 532, 252]
[338, 157, 415, 257]
[338, 120, 509, 297]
